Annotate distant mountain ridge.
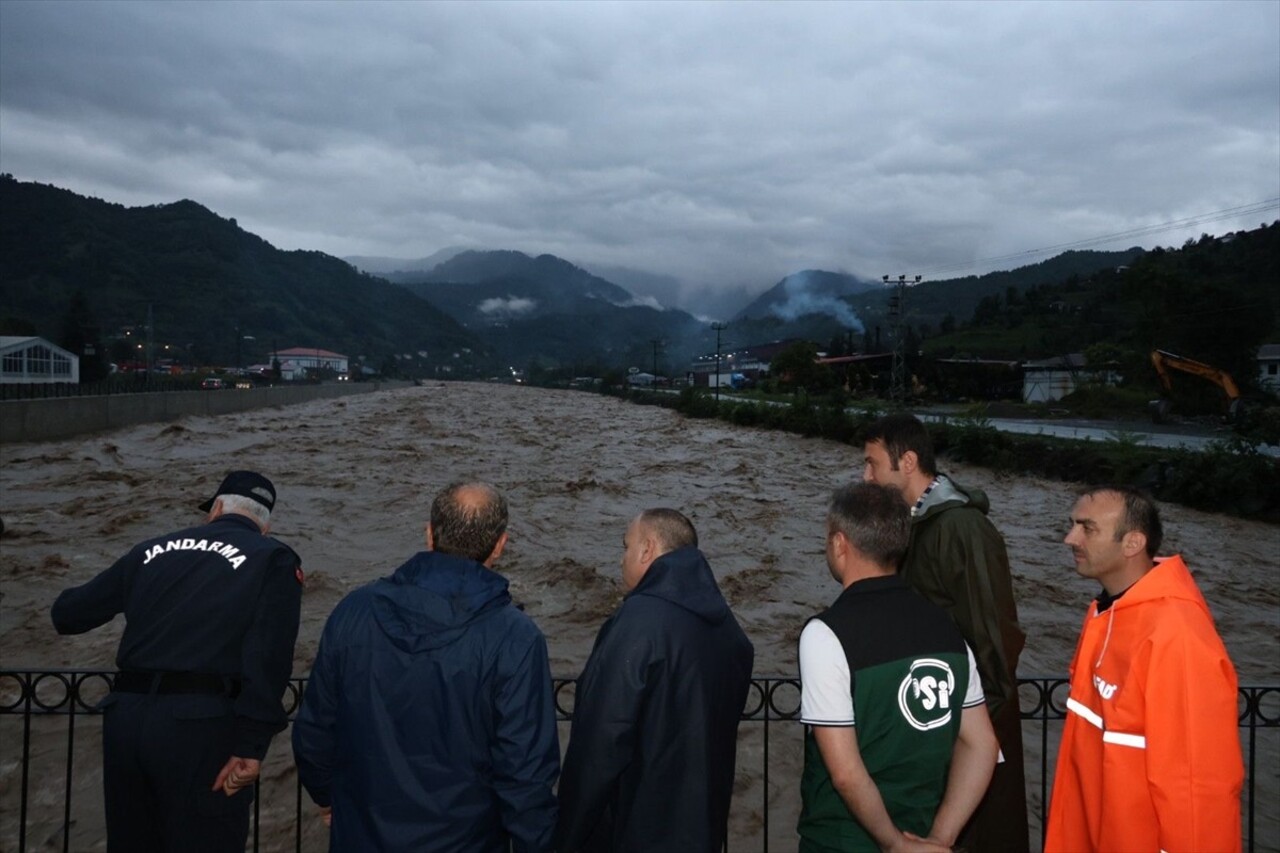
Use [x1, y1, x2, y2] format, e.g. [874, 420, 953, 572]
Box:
[345, 247, 471, 275]
[399, 251, 636, 318]
[0, 177, 478, 370]
[384, 249, 710, 368]
[8, 176, 1263, 384]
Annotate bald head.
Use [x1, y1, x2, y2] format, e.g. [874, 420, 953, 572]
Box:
[428, 481, 509, 565]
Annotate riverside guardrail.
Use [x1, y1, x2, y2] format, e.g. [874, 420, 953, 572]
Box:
[2, 671, 1275, 852]
[0, 382, 409, 443]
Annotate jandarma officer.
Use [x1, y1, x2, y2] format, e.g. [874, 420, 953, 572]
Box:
[52, 470, 303, 853]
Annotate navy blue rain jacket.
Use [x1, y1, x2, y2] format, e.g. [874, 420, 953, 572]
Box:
[556, 546, 755, 852]
[292, 551, 559, 852]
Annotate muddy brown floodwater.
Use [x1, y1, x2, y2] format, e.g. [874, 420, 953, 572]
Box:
[3, 383, 1277, 852]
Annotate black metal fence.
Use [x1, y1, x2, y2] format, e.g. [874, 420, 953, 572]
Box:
[2, 670, 1276, 852]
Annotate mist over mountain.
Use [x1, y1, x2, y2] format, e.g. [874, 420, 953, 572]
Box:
[384, 250, 711, 370]
[344, 246, 471, 275]
[735, 270, 885, 330]
[581, 263, 761, 321]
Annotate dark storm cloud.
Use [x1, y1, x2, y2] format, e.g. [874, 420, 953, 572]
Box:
[1, 0, 1276, 301]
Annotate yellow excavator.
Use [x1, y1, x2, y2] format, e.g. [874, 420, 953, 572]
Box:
[1149, 349, 1242, 423]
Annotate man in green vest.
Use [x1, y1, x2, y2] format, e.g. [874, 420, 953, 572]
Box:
[797, 482, 998, 852]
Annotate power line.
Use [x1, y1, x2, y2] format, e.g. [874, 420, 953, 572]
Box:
[916, 198, 1280, 279]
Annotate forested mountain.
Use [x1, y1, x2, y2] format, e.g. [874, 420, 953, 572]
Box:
[5, 176, 1271, 385]
[0, 176, 479, 373]
[386, 250, 711, 371]
[393, 250, 637, 321]
[718, 254, 1149, 358]
[839, 248, 1147, 344]
[917, 223, 1279, 391]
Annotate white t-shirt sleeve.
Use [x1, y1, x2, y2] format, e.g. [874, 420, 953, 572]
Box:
[962, 642, 985, 708]
[798, 619, 854, 726]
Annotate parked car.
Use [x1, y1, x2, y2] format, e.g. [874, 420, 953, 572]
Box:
[200, 377, 226, 390]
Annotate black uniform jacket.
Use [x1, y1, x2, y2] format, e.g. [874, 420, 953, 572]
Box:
[51, 513, 302, 758]
[556, 546, 755, 853]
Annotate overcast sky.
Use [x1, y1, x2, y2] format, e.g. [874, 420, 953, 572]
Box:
[2, 0, 1277, 303]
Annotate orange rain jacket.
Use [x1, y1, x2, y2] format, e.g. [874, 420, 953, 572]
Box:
[1045, 555, 1243, 853]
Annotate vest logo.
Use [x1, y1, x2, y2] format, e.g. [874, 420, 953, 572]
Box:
[1093, 674, 1119, 700]
[897, 658, 956, 732]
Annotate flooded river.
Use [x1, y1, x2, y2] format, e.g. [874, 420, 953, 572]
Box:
[3, 383, 1276, 851]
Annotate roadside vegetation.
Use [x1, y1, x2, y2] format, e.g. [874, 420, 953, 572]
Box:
[611, 385, 1279, 524]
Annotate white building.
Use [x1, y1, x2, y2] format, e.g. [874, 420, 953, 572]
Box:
[0, 336, 80, 384]
[267, 347, 350, 381]
[1258, 344, 1280, 393]
[1022, 353, 1118, 403]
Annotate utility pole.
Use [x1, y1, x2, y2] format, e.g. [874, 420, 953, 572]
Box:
[145, 303, 154, 381]
[710, 322, 727, 403]
[883, 275, 921, 404]
[650, 338, 663, 381]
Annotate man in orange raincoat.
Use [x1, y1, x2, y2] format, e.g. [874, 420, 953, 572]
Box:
[1046, 486, 1243, 852]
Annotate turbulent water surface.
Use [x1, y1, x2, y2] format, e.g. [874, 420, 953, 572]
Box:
[3, 383, 1276, 851]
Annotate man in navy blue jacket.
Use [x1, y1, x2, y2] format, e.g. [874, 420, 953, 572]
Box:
[292, 481, 559, 852]
[52, 470, 302, 853]
[556, 508, 755, 852]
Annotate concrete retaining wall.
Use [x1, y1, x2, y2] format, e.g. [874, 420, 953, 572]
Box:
[0, 382, 409, 444]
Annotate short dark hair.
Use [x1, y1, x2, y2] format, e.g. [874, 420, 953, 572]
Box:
[828, 482, 910, 571]
[1080, 485, 1163, 559]
[638, 508, 698, 553]
[430, 482, 508, 563]
[863, 413, 937, 477]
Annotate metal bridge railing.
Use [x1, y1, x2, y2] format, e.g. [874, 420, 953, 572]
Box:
[2, 671, 1276, 852]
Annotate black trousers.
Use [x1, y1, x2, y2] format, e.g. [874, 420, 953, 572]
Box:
[958, 698, 1030, 853]
[101, 692, 253, 853]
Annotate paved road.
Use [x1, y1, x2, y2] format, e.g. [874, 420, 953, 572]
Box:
[916, 411, 1280, 457]
[647, 390, 1279, 457]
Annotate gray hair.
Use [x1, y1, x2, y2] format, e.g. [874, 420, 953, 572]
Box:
[637, 508, 698, 553]
[218, 494, 271, 530]
[827, 482, 910, 571]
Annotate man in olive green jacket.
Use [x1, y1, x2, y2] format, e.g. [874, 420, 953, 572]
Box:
[863, 413, 1029, 853]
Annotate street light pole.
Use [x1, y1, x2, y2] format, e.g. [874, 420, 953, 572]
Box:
[650, 338, 663, 381]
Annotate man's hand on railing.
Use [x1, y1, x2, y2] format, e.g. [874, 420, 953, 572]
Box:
[213, 756, 261, 797]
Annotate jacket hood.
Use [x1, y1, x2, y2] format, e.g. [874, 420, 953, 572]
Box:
[915, 475, 990, 520]
[1104, 555, 1211, 615]
[629, 546, 731, 625]
[1088, 555, 1212, 669]
[371, 551, 512, 653]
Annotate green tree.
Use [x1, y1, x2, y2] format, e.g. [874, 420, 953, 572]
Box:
[769, 341, 833, 393]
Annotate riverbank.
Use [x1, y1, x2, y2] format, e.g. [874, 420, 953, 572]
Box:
[3, 383, 1275, 851]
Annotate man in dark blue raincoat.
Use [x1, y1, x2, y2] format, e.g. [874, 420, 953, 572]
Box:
[556, 508, 755, 853]
[292, 481, 559, 852]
